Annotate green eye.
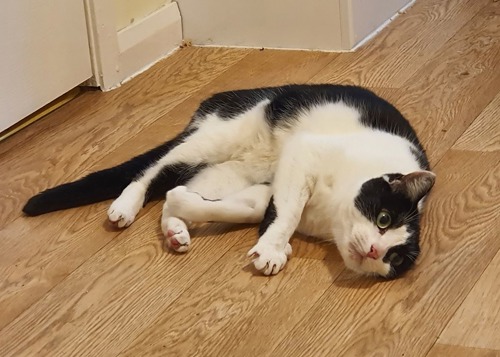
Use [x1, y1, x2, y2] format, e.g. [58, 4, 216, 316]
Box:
[389, 252, 404, 266]
[376, 210, 392, 229]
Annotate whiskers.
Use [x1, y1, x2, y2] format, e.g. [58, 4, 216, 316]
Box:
[351, 235, 366, 256]
[402, 208, 420, 224]
[405, 250, 419, 263]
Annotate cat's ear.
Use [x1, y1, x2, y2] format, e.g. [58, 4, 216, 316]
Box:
[389, 170, 436, 202]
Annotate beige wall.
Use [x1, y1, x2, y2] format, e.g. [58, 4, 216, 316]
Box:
[114, 0, 171, 30]
[176, 0, 412, 51]
[177, 0, 343, 50]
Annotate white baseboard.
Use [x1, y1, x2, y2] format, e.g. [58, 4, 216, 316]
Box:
[85, 1, 182, 91]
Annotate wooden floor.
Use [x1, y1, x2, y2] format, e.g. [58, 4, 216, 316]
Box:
[1, 0, 499, 356]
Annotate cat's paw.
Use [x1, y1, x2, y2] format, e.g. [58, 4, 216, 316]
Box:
[107, 203, 137, 228]
[107, 183, 145, 228]
[247, 241, 292, 275]
[162, 216, 191, 253]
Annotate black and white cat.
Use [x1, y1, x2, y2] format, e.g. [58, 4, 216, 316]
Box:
[23, 84, 435, 279]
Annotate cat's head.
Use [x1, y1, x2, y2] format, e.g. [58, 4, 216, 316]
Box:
[338, 170, 435, 279]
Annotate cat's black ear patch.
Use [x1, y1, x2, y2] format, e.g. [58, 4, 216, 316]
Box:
[389, 171, 436, 202]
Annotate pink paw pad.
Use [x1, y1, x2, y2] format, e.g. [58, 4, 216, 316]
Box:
[169, 237, 180, 249]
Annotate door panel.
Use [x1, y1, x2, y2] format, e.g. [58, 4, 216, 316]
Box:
[0, 0, 92, 132]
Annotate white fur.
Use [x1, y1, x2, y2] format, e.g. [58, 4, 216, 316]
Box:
[107, 182, 146, 228]
[109, 101, 427, 275]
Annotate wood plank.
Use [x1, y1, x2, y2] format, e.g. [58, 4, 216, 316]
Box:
[310, 0, 488, 88]
[119, 235, 342, 357]
[0, 50, 336, 334]
[0, 47, 251, 227]
[383, 2, 500, 165]
[427, 344, 500, 357]
[0, 210, 251, 356]
[268, 150, 500, 357]
[453, 91, 500, 152]
[438, 249, 500, 350]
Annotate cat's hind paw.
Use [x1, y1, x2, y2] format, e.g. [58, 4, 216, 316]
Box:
[247, 241, 292, 275]
[108, 201, 139, 228]
[107, 182, 145, 228]
[162, 216, 191, 253]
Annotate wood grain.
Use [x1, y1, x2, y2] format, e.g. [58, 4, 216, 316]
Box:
[269, 150, 500, 357]
[453, 91, 500, 152]
[310, 0, 489, 88]
[427, 344, 500, 357]
[438, 248, 500, 350]
[0, 212, 249, 356]
[119, 235, 342, 357]
[389, 1, 500, 164]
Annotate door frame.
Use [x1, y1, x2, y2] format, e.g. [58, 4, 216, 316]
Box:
[84, 0, 182, 91]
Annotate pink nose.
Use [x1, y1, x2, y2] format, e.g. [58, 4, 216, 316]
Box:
[367, 245, 379, 259]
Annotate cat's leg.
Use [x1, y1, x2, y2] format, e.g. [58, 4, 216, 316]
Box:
[162, 184, 271, 252]
[166, 183, 271, 223]
[161, 161, 266, 251]
[247, 141, 314, 275]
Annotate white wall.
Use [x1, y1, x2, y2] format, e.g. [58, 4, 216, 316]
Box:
[176, 0, 343, 50]
[0, 0, 92, 132]
[114, 0, 172, 30]
[176, 0, 413, 51]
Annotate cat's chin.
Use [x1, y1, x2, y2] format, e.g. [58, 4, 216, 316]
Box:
[342, 254, 391, 278]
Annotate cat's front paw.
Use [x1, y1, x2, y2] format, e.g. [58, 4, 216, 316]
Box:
[247, 241, 292, 275]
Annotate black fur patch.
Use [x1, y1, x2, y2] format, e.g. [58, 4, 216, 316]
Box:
[145, 163, 207, 202]
[195, 88, 281, 119]
[355, 177, 421, 278]
[258, 196, 277, 236]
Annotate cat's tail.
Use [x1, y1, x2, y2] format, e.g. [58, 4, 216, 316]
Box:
[22, 132, 191, 216]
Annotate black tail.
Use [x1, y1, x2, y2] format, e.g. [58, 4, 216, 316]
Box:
[23, 130, 196, 216]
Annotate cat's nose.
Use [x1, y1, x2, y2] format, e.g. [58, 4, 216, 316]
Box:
[367, 245, 379, 259]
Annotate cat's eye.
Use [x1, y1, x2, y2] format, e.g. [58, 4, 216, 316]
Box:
[389, 252, 404, 266]
[376, 210, 392, 229]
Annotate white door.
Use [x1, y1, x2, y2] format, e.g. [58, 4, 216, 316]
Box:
[0, 0, 93, 132]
